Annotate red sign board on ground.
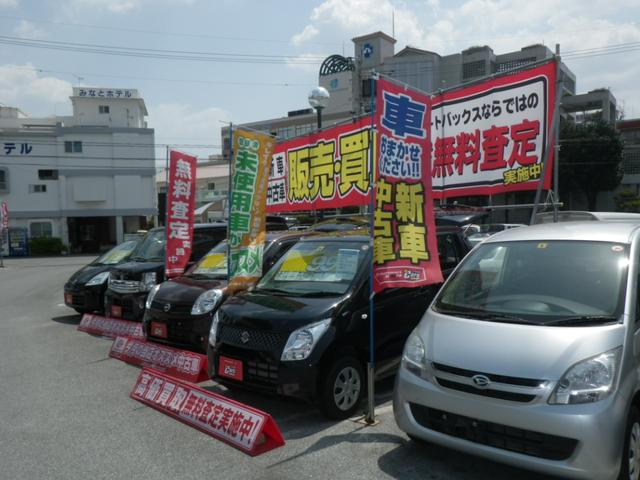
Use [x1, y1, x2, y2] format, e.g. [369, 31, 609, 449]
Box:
[109, 336, 208, 383]
[78, 313, 144, 339]
[131, 368, 286, 456]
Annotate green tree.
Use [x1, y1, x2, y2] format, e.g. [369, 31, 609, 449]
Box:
[615, 188, 640, 212]
[558, 117, 624, 211]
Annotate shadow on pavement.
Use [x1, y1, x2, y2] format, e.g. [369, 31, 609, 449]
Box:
[377, 437, 561, 480]
[51, 314, 82, 325]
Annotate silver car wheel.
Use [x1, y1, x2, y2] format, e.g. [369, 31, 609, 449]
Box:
[333, 366, 361, 411]
[629, 422, 640, 480]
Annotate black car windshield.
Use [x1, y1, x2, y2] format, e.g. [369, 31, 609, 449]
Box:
[129, 230, 165, 262]
[256, 240, 368, 296]
[434, 240, 629, 325]
[93, 240, 138, 265]
[188, 241, 228, 278]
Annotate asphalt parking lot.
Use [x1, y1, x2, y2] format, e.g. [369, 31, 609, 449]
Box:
[0, 256, 558, 480]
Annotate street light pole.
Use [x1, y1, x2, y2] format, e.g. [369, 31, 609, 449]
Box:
[308, 86, 330, 131]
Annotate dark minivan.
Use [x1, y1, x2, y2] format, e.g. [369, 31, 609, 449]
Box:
[208, 227, 470, 419]
[142, 231, 313, 353]
[105, 223, 227, 321]
[64, 239, 140, 314]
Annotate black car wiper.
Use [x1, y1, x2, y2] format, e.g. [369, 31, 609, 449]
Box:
[254, 287, 290, 296]
[129, 256, 146, 262]
[297, 291, 340, 298]
[544, 315, 619, 327]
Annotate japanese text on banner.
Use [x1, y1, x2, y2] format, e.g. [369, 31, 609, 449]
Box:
[430, 61, 557, 197]
[374, 77, 443, 293]
[229, 129, 275, 290]
[165, 150, 197, 278]
[266, 118, 372, 213]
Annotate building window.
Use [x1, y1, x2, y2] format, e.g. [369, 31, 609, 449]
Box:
[38, 169, 59, 180]
[623, 150, 640, 175]
[29, 184, 47, 193]
[99, 105, 110, 114]
[0, 168, 7, 191]
[208, 182, 215, 190]
[64, 141, 83, 153]
[30, 221, 53, 238]
[462, 60, 486, 80]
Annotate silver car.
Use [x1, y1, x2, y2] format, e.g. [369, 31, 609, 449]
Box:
[394, 221, 640, 480]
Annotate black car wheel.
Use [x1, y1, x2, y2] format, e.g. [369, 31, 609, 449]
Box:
[620, 406, 640, 480]
[320, 355, 364, 420]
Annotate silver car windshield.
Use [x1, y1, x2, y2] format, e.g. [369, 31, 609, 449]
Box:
[434, 240, 629, 325]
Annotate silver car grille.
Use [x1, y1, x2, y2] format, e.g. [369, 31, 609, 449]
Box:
[109, 279, 141, 293]
[431, 362, 550, 403]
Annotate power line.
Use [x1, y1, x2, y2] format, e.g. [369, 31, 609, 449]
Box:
[0, 14, 344, 47]
[0, 35, 326, 64]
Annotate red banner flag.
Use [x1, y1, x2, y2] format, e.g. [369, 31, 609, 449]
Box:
[131, 368, 286, 456]
[374, 77, 443, 293]
[266, 118, 373, 212]
[165, 150, 198, 278]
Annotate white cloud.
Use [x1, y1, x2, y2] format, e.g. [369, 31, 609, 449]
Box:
[0, 64, 72, 115]
[0, 0, 18, 7]
[13, 20, 46, 39]
[67, 0, 144, 14]
[285, 53, 324, 74]
[292, 25, 320, 46]
[147, 103, 230, 160]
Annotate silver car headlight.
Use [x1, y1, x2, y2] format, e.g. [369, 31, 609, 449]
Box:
[86, 271, 110, 286]
[145, 284, 162, 310]
[281, 319, 331, 361]
[548, 347, 622, 405]
[208, 310, 221, 346]
[402, 330, 430, 379]
[191, 288, 224, 315]
[141, 272, 157, 292]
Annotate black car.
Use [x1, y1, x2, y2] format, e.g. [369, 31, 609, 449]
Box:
[207, 227, 470, 419]
[64, 239, 140, 314]
[142, 231, 313, 353]
[105, 223, 227, 321]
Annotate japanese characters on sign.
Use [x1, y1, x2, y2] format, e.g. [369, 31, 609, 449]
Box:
[110, 337, 208, 383]
[76, 88, 134, 98]
[374, 77, 444, 293]
[3, 142, 32, 155]
[266, 118, 373, 212]
[431, 61, 557, 198]
[165, 150, 198, 278]
[77, 313, 144, 339]
[1, 201, 8, 230]
[228, 129, 275, 290]
[130, 368, 286, 456]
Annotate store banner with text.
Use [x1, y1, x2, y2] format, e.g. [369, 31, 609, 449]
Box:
[77, 313, 144, 339]
[131, 368, 286, 456]
[266, 118, 373, 212]
[431, 60, 557, 198]
[1, 201, 8, 230]
[166, 150, 198, 278]
[374, 77, 443, 293]
[229, 129, 275, 290]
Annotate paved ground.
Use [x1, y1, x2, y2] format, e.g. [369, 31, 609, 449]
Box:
[0, 256, 558, 480]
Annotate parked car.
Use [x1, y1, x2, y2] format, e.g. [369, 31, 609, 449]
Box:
[394, 221, 640, 480]
[207, 226, 471, 419]
[105, 223, 227, 321]
[466, 223, 526, 246]
[142, 231, 314, 353]
[63, 239, 139, 314]
[534, 210, 640, 224]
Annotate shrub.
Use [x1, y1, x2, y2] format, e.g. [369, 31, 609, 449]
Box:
[29, 236, 68, 255]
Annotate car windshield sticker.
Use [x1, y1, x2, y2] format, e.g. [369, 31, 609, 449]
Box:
[194, 253, 227, 274]
[336, 249, 360, 277]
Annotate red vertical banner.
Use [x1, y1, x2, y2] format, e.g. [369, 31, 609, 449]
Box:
[374, 77, 443, 293]
[165, 150, 198, 278]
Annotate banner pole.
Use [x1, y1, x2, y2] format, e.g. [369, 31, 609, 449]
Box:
[164, 145, 170, 280]
[227, 123, 233, 281]
[553, 45, 562, 222]
[365, 73, 377, 425]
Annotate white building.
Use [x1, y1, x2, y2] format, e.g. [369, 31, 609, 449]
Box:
[0, 87, 156, 253]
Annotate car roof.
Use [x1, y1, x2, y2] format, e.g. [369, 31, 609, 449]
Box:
[534, 211, 640, 224]
[483, 221, 640, 244]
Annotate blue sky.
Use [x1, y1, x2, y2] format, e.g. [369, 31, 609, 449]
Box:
[0, 0, 638, 162]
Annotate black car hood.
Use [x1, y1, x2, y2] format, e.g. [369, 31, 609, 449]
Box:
[219, 291, 346, 333]
[112, 261, 165, 280]
[154, 276, 228, 304]
[66, 263, 111, 287]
